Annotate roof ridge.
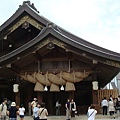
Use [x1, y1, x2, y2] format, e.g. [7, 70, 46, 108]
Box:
[19, 0, 39, 13]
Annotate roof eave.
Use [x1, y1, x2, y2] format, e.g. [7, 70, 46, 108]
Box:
[0, 26, 120, 67]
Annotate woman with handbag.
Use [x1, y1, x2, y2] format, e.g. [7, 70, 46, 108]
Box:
[87, 104, 97, 120]
[38, 103, 48, 120]
[70, 99, 76, 120]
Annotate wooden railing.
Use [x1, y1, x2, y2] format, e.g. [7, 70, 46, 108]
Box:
[93, 89, 118, 113]
[98, 89, 118, 104]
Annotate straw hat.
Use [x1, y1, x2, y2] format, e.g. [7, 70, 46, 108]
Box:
[11, 102, 16, 106]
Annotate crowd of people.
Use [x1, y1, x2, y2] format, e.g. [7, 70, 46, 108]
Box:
[31, 98, 77, 120]
[0, 98, 25, 120]
[101, 95, 120, 119]
[0, 97, 48, 120]
[65, 99, 77, 120]
[0, 95, 119, 120]
[30, 98, 48, 120]
[0, 97, 77, 120]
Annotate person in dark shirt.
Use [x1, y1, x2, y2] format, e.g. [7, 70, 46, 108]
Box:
[65, 99, 70, 120]
[70, 99, 76, 118]
[7, 102, 19, 120]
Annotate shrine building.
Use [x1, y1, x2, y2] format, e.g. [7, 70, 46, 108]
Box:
[0, 1, 120, 115]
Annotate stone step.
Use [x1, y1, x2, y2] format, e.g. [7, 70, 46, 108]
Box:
[16, 114, 120, 120]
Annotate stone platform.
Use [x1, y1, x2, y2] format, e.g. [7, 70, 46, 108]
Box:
[17, 114, 120, 120]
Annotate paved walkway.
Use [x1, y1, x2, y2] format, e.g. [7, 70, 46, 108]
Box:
[17, 114, 120, 120]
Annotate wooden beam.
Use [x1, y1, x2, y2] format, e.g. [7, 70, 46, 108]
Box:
[42, 57, 73, 62]
[6, 63, 20, 74]
[73, 54, 92, 65]
[20, 67, 92, 74]
[65, 46, 120, 68]
[32, 51, 42, 61]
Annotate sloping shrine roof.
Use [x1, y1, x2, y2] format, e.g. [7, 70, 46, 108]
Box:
[0, 1, 120, 58]
[1, 24, 120, 65]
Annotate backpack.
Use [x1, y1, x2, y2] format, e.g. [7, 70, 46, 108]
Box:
[0, 103, 4, 111]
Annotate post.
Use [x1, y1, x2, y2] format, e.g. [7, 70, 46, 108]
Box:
[15, 92, 20, 106]
[69, 91, 74, 100]
[14, 75, 20, 107]
[37, 92, 43, 103]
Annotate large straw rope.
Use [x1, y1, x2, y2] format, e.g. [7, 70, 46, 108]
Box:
[20, 73, 28, 81]
[34, 82, 44, 92]
[31, 72, 37, 83]
[50, 83, 60, 92]
[65, 82, 75, 91]
[48, 73, 66, 85]
[35, 72, 51, 86]
[75, 71, 91, 78]
[26, 74, 36, 83]
[62, 72, 82, 82]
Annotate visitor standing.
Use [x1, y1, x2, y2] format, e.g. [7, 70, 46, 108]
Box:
[38, 102, 48, 120]
[33, 103, 40, 120]
[116, 96, 120, 117]
[70, 99, 76, 120]
[31, 98, 38, 116]
[19, 104, 25, 120]
[109, 95, 113, 101]
[101, 97, 108, 115]
[0, 98, 8, 120]
[108, 99, 115, 119]
[7, 102, 19, 120]
[87, 104, 97, 120]
[55, 100, 61, 115]
[118, 95, 120, 101]
[65, 99, 71, 120]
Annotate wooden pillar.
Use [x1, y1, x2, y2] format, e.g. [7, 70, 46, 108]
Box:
[92, 90, 98, 104]
[15, 75, 20, 106]
[69, 91, 74, 100]
[92, 90, 100, 113]
[15, 92, 20, 106]
[37, 92, 43, 103]
[47, 92, 53, 114]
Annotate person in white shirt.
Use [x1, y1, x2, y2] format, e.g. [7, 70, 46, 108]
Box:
[108, 99, 115, 119]
[31, 98, 38, 109]
[19, 104, 25, 120]
[101, 97, 108, 115]
[55, 100, 61, 115]
[87, 104, 97, 120]
[31, 98, 38, 116]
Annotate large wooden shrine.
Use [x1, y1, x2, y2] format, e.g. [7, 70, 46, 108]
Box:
[0, 1, 120, 114]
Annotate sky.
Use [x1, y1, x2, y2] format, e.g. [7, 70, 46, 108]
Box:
[0, 0, 120, 53]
